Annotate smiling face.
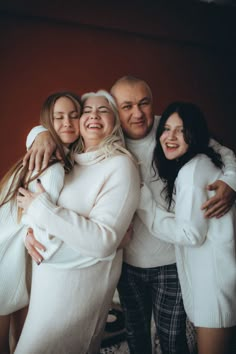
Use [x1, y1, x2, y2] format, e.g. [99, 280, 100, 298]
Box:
[160, 112, 189, 160]
[53, 96, 80, 146]
[80, 96, 115, 150]
[111, 81, 154, 140]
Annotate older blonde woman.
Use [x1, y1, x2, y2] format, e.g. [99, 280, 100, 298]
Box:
[16, 91, 140, 354]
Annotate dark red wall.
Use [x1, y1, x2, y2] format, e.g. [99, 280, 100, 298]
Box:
[0, 0, 235, 177]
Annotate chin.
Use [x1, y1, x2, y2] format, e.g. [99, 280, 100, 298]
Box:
[165, 153, 178, 160]
[63, 140, 74, 145]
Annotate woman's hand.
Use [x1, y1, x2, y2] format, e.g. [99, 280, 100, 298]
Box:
[201, 180, 236, 218]
[25, 228, 45, 264]
[17, 179, 45, 213]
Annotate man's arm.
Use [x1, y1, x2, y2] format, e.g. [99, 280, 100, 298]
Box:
[202, 139, 236, 218]
[23, 126, 58, 171]
[201, 181, 236, 218]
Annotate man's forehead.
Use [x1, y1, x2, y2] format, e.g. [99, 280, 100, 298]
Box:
[113, 82, 151, 103]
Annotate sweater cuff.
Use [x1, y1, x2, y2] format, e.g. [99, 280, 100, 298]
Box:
[219, 175, 236, 192]
[26, 126, 47, 150]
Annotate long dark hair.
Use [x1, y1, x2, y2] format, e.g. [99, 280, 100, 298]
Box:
[152, 101, 223, 210]
[0, 91, 82, 209]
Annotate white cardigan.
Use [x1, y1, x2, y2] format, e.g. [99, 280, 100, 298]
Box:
[137, 154, 236, 327]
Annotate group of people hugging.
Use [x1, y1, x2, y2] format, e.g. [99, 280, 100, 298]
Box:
[0, 76, 235, 354]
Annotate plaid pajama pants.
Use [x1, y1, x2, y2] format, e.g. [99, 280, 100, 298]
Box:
[117, 262, 189, 354]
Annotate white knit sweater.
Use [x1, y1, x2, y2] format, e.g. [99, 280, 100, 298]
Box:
[137, 154, 236, 327]
[0, 163, 65, 314]
[25, 150, 140, 267]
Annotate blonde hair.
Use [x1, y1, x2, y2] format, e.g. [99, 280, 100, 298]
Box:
[0, 91, 82, 211]
[76, 90, 136, 163]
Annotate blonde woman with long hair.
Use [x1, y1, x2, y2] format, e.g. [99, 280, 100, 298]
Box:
[0, 91, 81, 353]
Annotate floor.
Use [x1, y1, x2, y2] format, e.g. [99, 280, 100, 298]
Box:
[100, 291, 236, 354]
[100, 304, 197, 354]
[101, 322, 236, 354]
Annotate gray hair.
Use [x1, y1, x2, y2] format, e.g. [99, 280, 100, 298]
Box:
[76, 90, 136, 163]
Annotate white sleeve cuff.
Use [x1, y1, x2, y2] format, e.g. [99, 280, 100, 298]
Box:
[26, 125, 48, 150]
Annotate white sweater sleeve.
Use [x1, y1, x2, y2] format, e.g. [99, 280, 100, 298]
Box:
[26, 125, 47, 150]
[137, 183, 207, 246]
[21, 163, 65, 259]
[25, 157, 140, 258]
[209, 138, 236, 191]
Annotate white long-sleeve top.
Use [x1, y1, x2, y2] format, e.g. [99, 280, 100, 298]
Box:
[24, 150, 140, 266]
[27, 120, 236, 269]
[137, 154, 236, 327]
[0, 163, 64, 314]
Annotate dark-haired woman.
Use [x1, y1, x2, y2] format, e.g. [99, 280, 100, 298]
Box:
[137, 102, 236, 354]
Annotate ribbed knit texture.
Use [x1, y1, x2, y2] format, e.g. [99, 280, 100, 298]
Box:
[15, 149, 140, 354]
[0, 163, 64, 314]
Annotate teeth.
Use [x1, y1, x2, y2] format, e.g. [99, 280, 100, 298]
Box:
[166, 143, 178, 148]
[87, 124, 102, 128]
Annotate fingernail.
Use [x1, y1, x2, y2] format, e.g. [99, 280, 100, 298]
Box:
[37, 178, 41, 183]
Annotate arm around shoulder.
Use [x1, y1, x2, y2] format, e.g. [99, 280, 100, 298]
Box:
[210, 138, 236, 191]
[24, 126, 57, 171]
[26, 125, 48, 150]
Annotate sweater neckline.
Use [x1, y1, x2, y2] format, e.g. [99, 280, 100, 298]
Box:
[74, 150, 105, 165]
